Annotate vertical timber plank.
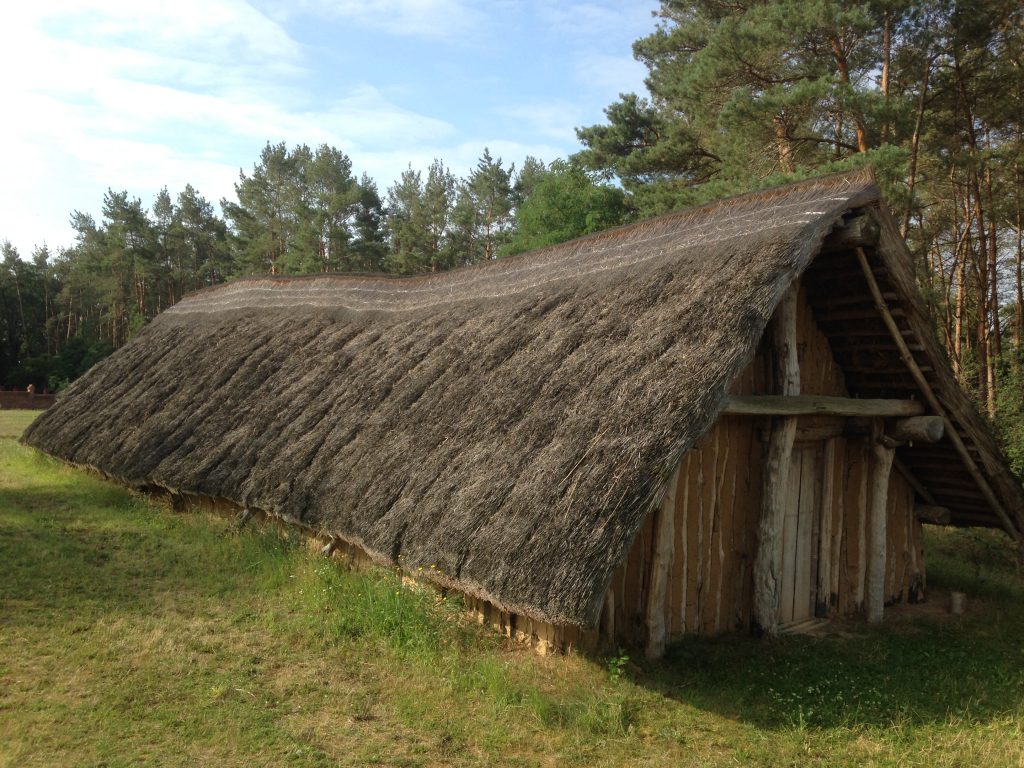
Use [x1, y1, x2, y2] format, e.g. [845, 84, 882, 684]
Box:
[854, 442, 869, 612]
[675, 454, 692, 634]
[753, 284, 800, 636]
[645, 466, 680, 659]
[717, 419, 736, 632]
[702, 426, 721, 633]
[685, 441, 702, 633]
[829, 440, 845, 611]
[866, 421, 895, 623]
[817, 437, 837, 617]
[780, 449, 802, 624]
[794, 446, 818, 621]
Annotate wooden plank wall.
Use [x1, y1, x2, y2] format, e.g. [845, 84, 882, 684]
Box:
[595, 413, 762, 646]
[604, 283, 928, 648]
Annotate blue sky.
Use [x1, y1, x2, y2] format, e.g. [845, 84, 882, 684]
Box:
[0, 1, 656, 256]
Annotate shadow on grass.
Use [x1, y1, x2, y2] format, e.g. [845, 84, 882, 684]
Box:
[636, 619, 1023, 730]
[0, 480, 297, 626]
[626, 529, 1024, 731]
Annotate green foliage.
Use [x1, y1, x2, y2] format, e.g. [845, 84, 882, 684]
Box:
[451, 148, 516, 264]
[575, 1, 928, 218]
[504, 160, 628, 255]
[994, 361, 1024, 478]
[223, 142, 387, 276]
[0, 242, 57, 388]
[385, 159, 458, 274]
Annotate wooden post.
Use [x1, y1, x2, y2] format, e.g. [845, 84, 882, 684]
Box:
[601, 587, 616, 646]
[866, 420, 895, 623]
[887, 416, 944, 443]
[646, 466, 680, 659]
[816, 437, 837, 617]
[915, 505, 952, 525]
[753, 285, 799, 636]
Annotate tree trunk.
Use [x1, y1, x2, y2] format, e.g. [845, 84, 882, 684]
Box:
[829, 32, 869, 152]
[1016, 164, 1024, 365]
[901, 55, 933, 239]
[773, 115, 796, 173]
[881, 9, 891, 143]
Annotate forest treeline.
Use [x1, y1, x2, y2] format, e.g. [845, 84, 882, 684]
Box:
[3, 0, 1024, 466]
[0, 148, 627, 391]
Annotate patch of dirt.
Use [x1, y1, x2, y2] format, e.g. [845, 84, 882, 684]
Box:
[787, 586, 981, 639]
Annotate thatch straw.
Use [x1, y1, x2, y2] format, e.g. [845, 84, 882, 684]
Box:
[27, 169, 1012, 628]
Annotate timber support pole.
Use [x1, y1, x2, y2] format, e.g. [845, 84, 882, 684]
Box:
[645, 466, 680, 659]
[235, 507, 254, 530]
[866, 420, 895, 623]
[752, 284, 799, 637]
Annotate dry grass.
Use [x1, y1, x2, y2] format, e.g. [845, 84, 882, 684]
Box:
[2, 417, 1024, 766]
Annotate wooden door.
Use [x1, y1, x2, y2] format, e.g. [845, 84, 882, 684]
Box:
[779, 443, 823, 625]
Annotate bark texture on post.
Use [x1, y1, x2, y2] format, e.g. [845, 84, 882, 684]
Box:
[816, 437, 837, 617]
[722, 395, 924, 417]
[888, 416, 944, 443]
[752, 285, 799, 636]
[866, 420, 895, 624]
[645, 466, 679, 659]
[915, 505, 952, 525]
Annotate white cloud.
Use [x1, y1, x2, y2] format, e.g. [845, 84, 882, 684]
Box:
[528, 2, 650, 98]
[261, 0, 486, 38]
[0, 1, 472, 253]
[19, 0, 302, 68]
[534, 1, 655, 42]
[573, 52, 648, 98]
[495, 101, 585, 142]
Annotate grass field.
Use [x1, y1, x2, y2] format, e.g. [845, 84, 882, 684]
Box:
[2, 409, 1023, 767]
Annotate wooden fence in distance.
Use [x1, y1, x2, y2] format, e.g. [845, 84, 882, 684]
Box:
[0, 392, 56, 410]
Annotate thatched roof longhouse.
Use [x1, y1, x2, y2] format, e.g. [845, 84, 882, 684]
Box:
[24, 169, 1024, 629]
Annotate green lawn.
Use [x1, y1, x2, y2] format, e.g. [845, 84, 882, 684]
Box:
[1, 413, 1023, 767]
[0, 410, 41, 439]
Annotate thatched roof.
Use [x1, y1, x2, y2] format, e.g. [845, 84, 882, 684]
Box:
[24, 169, 1024, 628]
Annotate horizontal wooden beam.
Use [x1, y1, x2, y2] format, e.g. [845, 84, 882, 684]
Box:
[916, 505, 952, 525]
[822, 214, 881, 252]
[889, 416, 944, 443]
[722, 395, 925, 418]
[921, 486, 988, 501]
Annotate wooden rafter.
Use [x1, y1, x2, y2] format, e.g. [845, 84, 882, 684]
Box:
[854, 246, 1021, 539]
